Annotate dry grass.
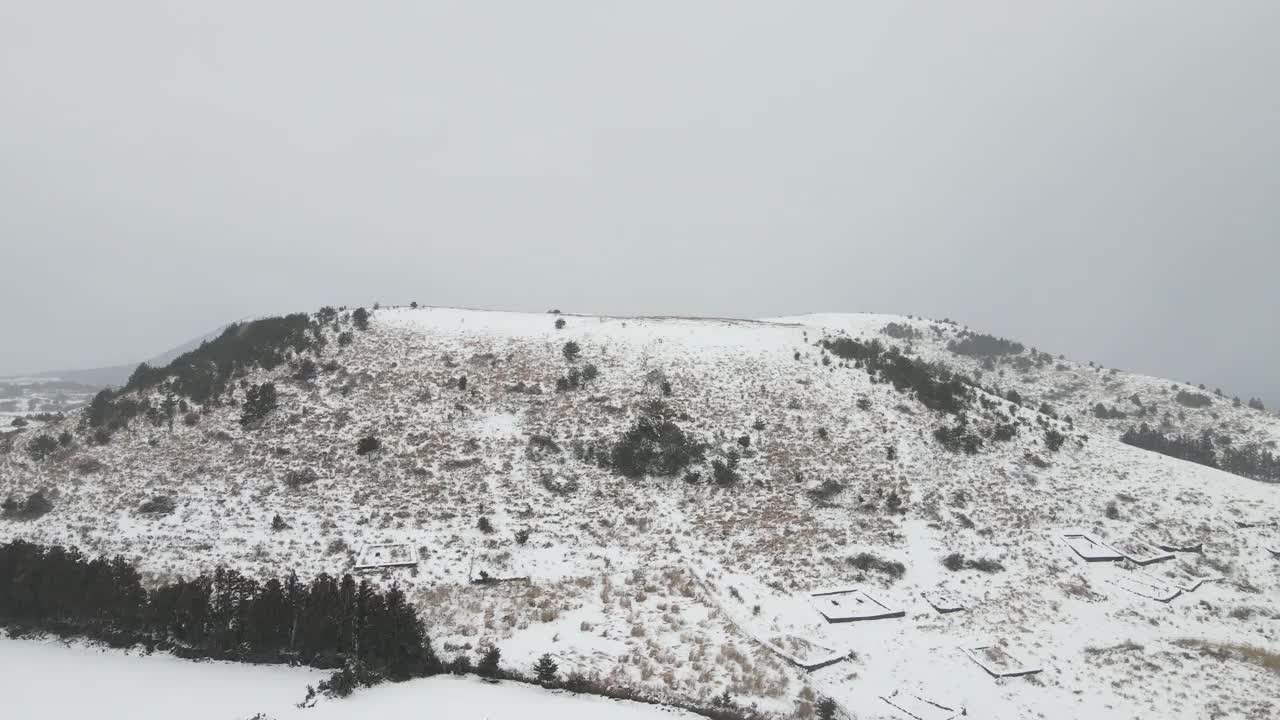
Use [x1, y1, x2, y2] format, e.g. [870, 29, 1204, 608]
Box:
[1176, 639, 1280, 676]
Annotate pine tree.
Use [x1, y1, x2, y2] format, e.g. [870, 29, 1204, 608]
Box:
[533, 653, 559, 685]
[477, 646, 501, 678]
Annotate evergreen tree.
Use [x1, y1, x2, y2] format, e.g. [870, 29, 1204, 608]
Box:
[533, 653, 559, 685]
[477, 646, 501, 678]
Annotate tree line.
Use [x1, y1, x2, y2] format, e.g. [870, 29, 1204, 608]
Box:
[1121, 424, 1280, 483]
[0, 541, 775, 720]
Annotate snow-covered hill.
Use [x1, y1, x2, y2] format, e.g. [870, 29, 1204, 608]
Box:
[1, 306, 1276, 719]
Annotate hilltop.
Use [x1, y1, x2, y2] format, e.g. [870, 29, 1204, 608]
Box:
[1, 305, 1276, 719]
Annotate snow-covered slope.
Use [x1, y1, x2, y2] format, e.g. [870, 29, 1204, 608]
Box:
[1, 306, 1276, 719]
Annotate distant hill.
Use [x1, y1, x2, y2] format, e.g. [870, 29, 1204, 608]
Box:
[1, 305, 1276, 719]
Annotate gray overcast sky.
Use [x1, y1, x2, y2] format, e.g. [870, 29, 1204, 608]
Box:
[2, 2, 1278, 403]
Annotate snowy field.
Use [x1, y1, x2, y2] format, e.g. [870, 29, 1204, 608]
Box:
[0, 636, 698, 720]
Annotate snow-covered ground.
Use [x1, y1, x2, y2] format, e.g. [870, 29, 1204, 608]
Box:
[2, 305, 1277, 718]
[0, 635, 698, 720]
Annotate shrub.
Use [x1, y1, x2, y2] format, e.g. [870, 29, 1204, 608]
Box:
[285, 467, 320, 489]
[337, 331, 354, 347]
[477, 516, 494, 533]
[1105, 501, 1120, 520]
[942, 553, 1004, 573]
[848, 552, 905, 580]
[580, 363, 599, 383]
[11, 490, 53, 520]
[533, 653, 559, 686]
[555, 318, 566, 330]
[562, 341, 581, 362]
[356, 436, 381, 456]
[1248, 398, 1266, 411]
[515, 528, 530, 545]
[138, 496, 176, 515]
[9, 417, 27, 427]
[57, 431, 73, 447]
[1045, 429, 1066, 452]
[182, 412, 200, 427]
[26, 435, 59, 462]
[295, 358, 318, 383]
[272, 514, 290, 531]
[711, 451, 742, 486]
[816, 697, 838, 720]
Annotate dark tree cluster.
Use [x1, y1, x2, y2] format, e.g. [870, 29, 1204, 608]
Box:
[821, 337, 971, 414]
[1, 490, 54, 520]
[933, 417, 982, 454]
[947, 332, 1025, 357]
[1121, 424, 1218, 469]
[25, 434, 60, 462]
[1121, 424, 1280, 483]
[880, 322, 921, 340]
[240, 382, 279, 428]
[1092, 403, 1127, 420]
[606, 405, 706, 479]
[123, 314, 321, 405]
[1174, 390, 1213, 409]
[0, 541, 441, 681]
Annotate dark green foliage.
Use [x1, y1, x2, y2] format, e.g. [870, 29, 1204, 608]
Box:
[1175, 390, 1212, 409]
[26, 434, 59, 461]
[316, 306, 338, 324]
[847, 552, 905, 580]
[271, 514, 289, 531]
[580, 363, 599, 383]
[352, 307, 370, 330]
[947, 332, 1024, 357]
[240, 382, 279, 428]
[1006, 389, 1022, 405]
[514, 529, 530, 545]
[1105, 501, 1120, 520]
[816, 697, 838, 720]
[533, 653, 559, 685]
[881, 322, 921, 340]
[1121, 424, 1217, 467]
[821, 337, 971, 414]
[554, 318, 566, 330]
[856, 397, 872, 411]
[935, 418, 982, 454]
[608, 406, 706, 479]
[356, 436, 381, 456]
[121, 314, 319, 405]
[1248, 397, 1266, 411]
[1044, 429, 1066, 452]
[9, 418, 27, 427]
[58, 431, 73, 447]
[711, 451, 741, 486]
[0, 541, 442, 683]
[338, 331, 354, 347]
[477, 516, 494, 533]
[1126, 424, 1280, 483]
[295, 358, 318, 383]
[562, 341, 581, 362]
[477, 646, 501, 678]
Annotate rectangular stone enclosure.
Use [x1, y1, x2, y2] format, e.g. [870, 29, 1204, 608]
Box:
[809, 588, 905, 623]
[1063, 533, 1123, 562]
[355, 543, 418, 571]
